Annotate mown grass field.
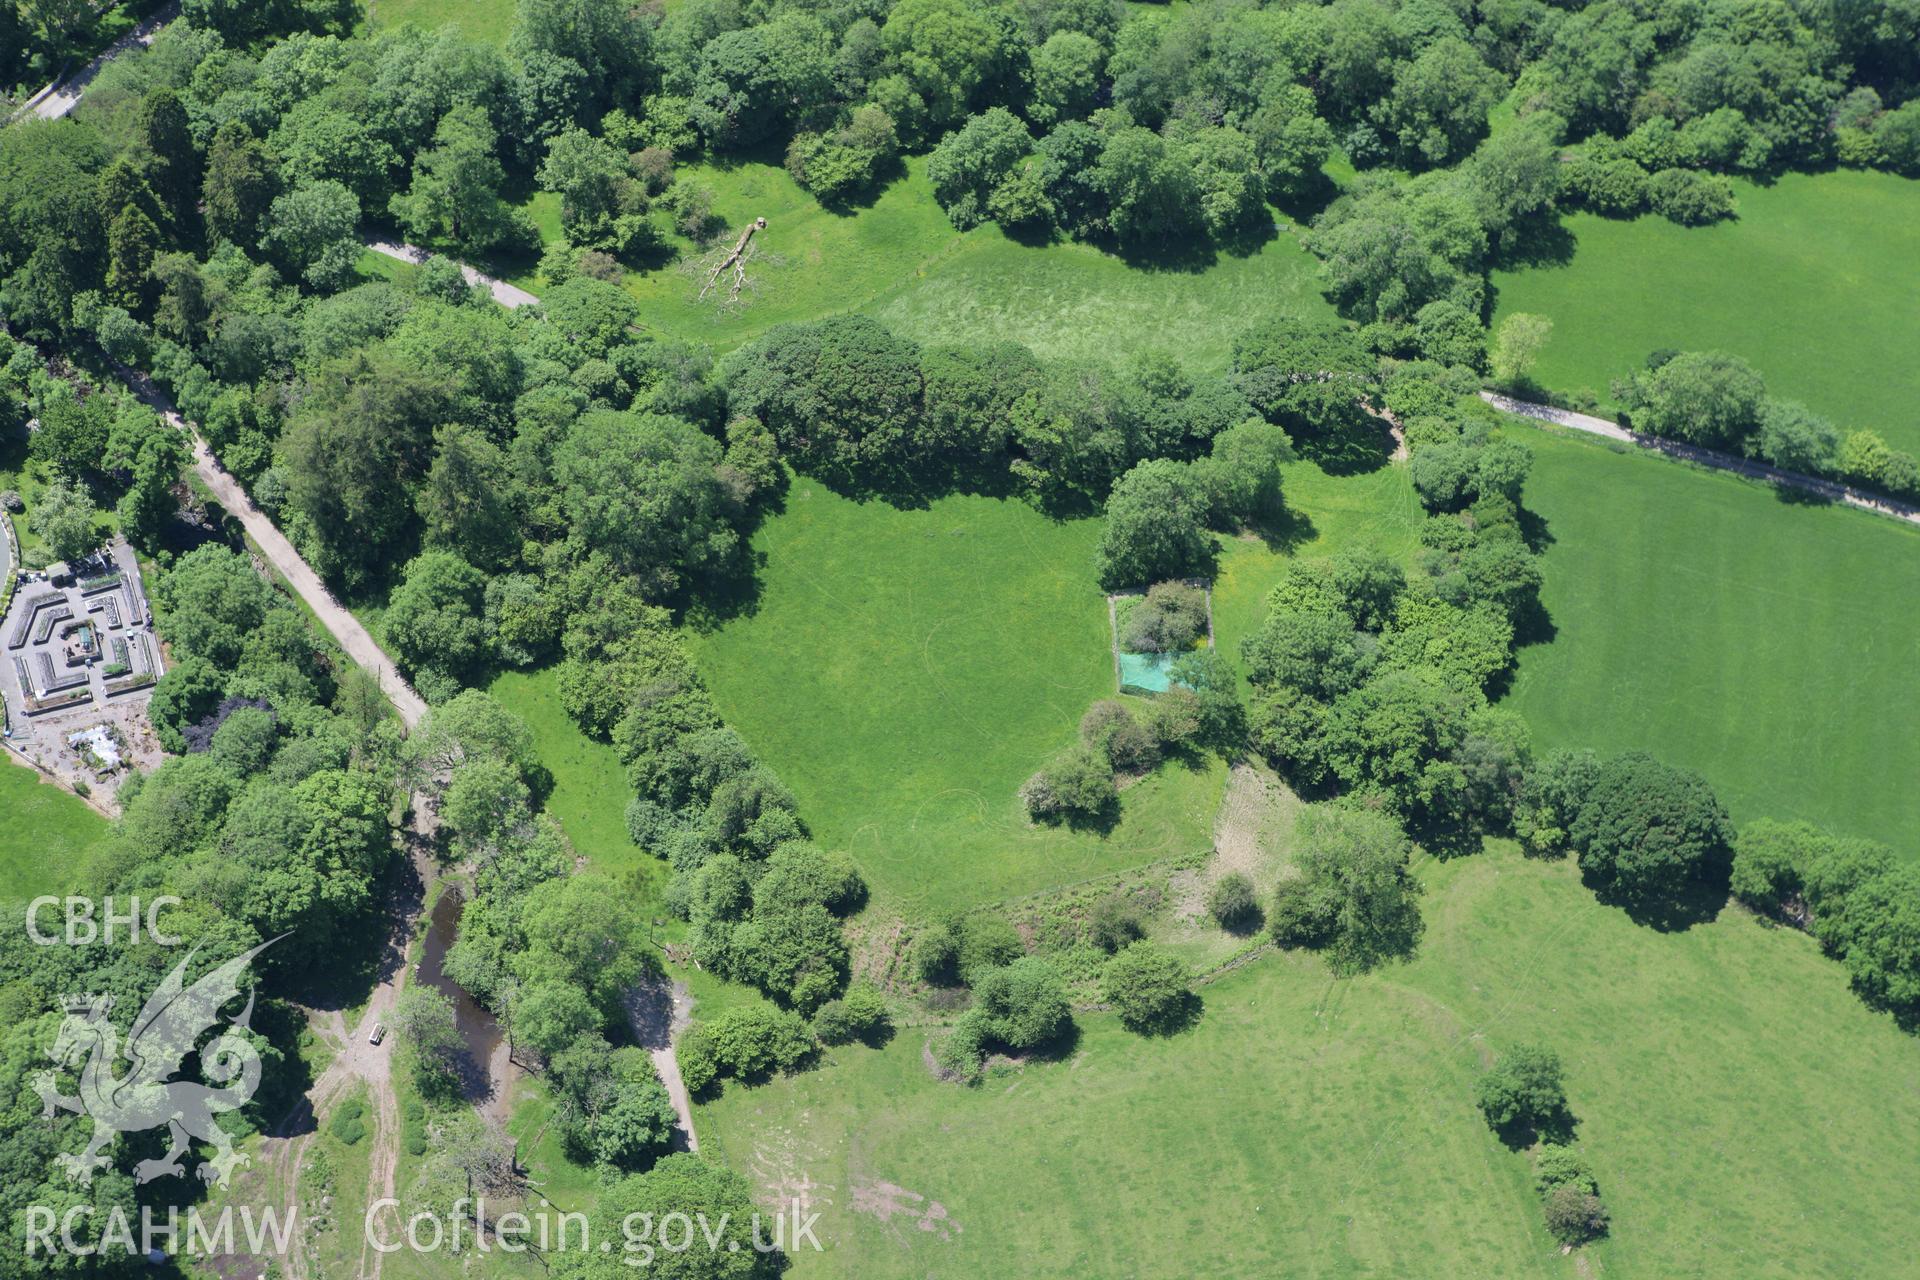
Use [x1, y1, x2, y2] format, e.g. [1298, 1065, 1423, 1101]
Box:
[1508, 428, 1920, 854]
[560, 155, 1336, 368]
[0, 764, 106, 899]
[695, 843, 1920, 1280]
[683, 478, 1222, 913]
[1492, 169, 1920, 453]
[364, 0, 518, 43]
[682, 461, 1425, 914]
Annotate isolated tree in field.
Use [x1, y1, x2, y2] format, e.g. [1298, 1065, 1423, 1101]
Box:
[1102, 942, 1191, 1034]
[1081, 700, 1160, 773]
[700, 1005, 813, 1079]
[1021, 744, 1116, 823]
[972, 956, 1071, 1050]
[812, 983, 891, 1045]
[1096, 460, 1213, 590]
[1208, 872, 1259, 931]
[1084, 892, 1146, 953]
[1288, 807, 1425, 974]
[1490, 313, 1553, 388]
[1475, 1042, 1567, 1135]
[29, 478, 99, 564]
[1534, 1143, 1609, 1244]
[1568, 753, 1733, 905]
[579, 1154, 779, 1280]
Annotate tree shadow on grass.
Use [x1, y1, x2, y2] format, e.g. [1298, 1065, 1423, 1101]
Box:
[1491, 1104, 1580, 1153]
[814, 154, 911, 217]
[1586, 868, 1730, 934]
[680, 542, 768, 633]
[1270, 174, 1345, 227]
[1489, 216, 1577, 273]
[1055, 794, 1123, 837]
[1110, 229, 1220, 274]
[1243, 503, 1319, 555]
[1299, 421, 1396, 475]
[1122, 989, 1205, 1038]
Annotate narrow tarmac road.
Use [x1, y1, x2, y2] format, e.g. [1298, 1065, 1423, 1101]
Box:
[365, 240, 540, 309]
[1481, 391, 1920, 529]
[21, 2, 179, 121]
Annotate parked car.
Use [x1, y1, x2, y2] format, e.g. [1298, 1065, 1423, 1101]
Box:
[368, 1022, 386, 1046]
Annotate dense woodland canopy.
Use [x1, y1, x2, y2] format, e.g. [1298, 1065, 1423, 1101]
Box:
[2, 0, 1919, 1273]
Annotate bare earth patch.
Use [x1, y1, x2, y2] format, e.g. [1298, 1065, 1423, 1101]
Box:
[850, 1178, 962, 1241]
[1168, 759, 1302, 921]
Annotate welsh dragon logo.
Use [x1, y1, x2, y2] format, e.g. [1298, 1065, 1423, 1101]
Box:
[32, 939, 279, 1188]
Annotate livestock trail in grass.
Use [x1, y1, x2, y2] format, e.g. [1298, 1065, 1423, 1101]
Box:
[1508, 428, 1920, 854]
[695, 844, 1920, 1280]
[1492, 169, 1920, 455]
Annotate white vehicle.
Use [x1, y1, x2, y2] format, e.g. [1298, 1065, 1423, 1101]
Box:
[368, 1022, 386, 1046]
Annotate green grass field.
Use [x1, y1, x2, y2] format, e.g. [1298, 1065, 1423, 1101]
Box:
[683, 478, 1223, 913]
[0, 763, 107, 899]
[1492, 169, 1920, 454]
[1508, 428, 1920, 853]
[683, 461, 1425, 914]
[555, 155, 1336, 368]
[364, 0, 518, 43]
[696, 843, 1920, 1279]
[489, 666, 669, 902]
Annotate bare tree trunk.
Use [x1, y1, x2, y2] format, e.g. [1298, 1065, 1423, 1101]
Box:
[699, 217, 766, 301]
